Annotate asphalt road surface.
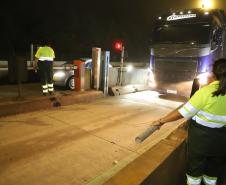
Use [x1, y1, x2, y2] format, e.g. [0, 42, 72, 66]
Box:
[0, 91, 185, 185]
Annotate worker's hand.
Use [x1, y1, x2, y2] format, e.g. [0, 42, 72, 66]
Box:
[33, 61, 38, 71]
[152, 120, 164, 129]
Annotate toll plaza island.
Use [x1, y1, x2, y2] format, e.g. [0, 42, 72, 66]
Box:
[1, 5, 226, 185]
[0, 45, 186, 185]
[0, 46, 185, 185]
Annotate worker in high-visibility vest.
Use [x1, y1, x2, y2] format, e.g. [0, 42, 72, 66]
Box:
[153, 58, 226, 185]
[33, 40, 55, 96]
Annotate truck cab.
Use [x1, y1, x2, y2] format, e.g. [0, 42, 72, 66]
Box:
[149, 8, 226, 98]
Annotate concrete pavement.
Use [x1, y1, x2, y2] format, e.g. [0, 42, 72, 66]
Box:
[0, 91, 185, 185]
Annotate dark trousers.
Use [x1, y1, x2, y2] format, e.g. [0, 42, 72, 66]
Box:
[38, 60, 54, 94]
[38, 60, 53, 86]
[187, 150, 225, 181]
[186, 120, 226, 184]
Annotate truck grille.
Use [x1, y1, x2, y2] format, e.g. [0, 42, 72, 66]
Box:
[154, 58, 197, 83]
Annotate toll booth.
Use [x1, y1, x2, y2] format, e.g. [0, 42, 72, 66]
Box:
[92, 48, 110, 95]
[92, 47, 101, 90]
[100, 51, 110, 96]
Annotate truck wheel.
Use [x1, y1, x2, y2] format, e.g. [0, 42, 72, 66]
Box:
[190, 79, 199, 97]
[67, 76, 75, 90]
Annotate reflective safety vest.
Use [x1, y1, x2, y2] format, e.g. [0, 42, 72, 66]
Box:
[179, 81, 226, 128]
[35, 46, 55, 61]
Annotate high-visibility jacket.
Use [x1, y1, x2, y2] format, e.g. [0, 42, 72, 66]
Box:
[179, 81, 226, 128]
[35, 46, 55, 61]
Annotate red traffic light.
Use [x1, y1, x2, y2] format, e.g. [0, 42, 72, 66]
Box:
[114, 41, 123, 51]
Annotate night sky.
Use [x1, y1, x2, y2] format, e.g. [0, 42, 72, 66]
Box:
[0, 0, 225, 61]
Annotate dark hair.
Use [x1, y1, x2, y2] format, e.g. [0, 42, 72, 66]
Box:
[42, 38, 51, 46]
[212, 58, 226, 97]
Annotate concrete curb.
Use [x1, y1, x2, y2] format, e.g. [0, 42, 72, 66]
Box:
[0, 90, 103, 117]
[102, 123, 188, 185]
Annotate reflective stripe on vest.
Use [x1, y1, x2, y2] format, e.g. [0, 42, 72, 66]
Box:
[39, 57, 54, 61]
[179, 102, 198, 119]
[179, 102, 226, 128]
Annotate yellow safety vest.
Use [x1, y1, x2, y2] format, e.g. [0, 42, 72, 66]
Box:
[179, 81, 226, 128]
[35, 46, 55, 61]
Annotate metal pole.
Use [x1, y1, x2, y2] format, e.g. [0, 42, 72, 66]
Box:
[30, 44, 34, 62]
[119, 46, 124, 86]
[16, 56, 22, 98]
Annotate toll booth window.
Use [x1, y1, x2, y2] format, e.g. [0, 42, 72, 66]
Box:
[152, 23, 211, 45]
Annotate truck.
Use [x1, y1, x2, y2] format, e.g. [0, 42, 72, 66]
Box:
[149, 8, 226, 98]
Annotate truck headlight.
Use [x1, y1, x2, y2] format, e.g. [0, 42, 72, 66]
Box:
[197, 72, 210, 85]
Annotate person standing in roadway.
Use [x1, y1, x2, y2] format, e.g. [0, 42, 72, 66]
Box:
[153, 58, 226, 185]
[33, 39, 55, 96]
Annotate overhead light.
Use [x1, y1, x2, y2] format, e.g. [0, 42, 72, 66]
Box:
[188, 10, 192, 14]
[180, 11, 183, 15]
[204, 11, 209, 15]
[158, 16, 162, 20]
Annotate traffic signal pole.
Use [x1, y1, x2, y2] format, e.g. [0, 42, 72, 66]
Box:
[119, 46, 124, 86]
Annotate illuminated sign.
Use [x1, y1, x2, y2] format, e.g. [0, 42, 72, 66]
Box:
[167, 14, 196, 21]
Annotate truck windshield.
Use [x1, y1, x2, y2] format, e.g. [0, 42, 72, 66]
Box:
[152, 23, 211, 44]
